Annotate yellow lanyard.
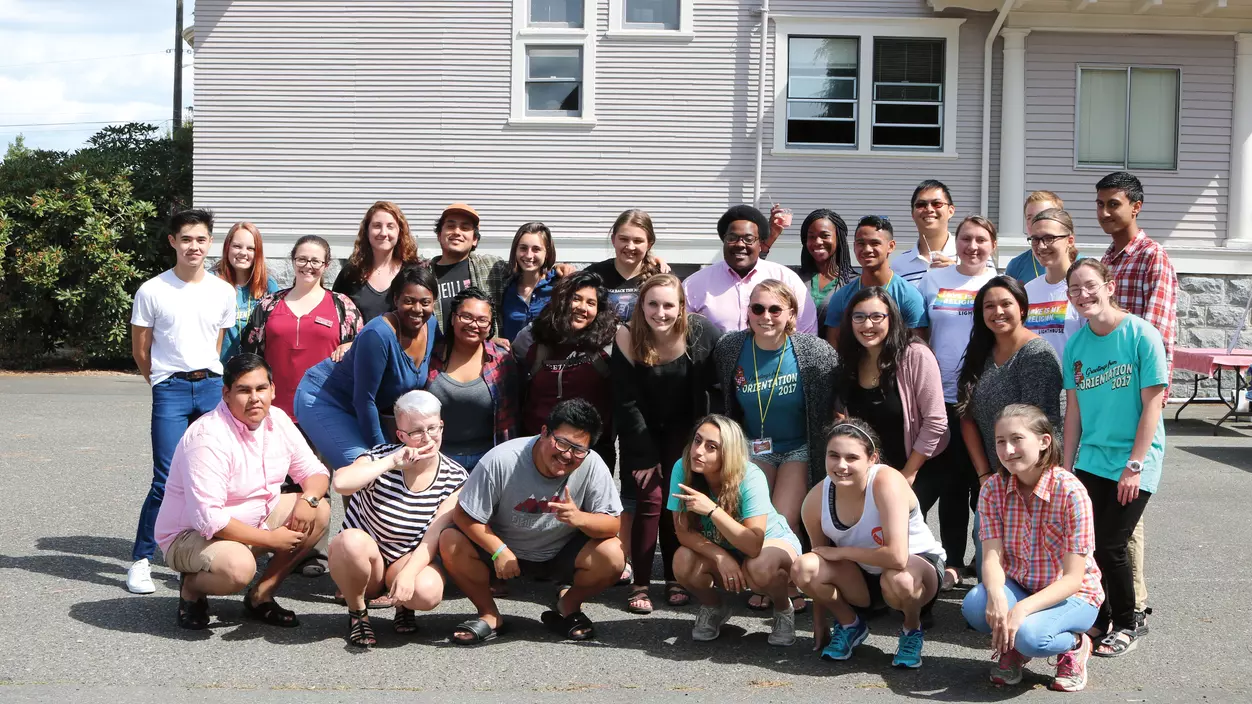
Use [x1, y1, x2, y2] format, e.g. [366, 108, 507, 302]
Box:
[751, 336, 789, 437]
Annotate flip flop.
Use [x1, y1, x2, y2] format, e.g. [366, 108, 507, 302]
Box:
[450, 618, 505, 646]
[746, 593, 771, 611]
[243, 593, 299, 628]
[666, 583, 692, 607]
[541, 609, 596, 641]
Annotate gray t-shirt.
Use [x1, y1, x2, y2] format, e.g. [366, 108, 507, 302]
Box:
[457, 436, 622, 561]
[969, 337, 1064, 473]
[428, 372, 494, 455]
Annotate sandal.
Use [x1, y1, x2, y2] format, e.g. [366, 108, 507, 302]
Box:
[347, 609, 375, 647]
[746, 593, 772, 611]
[451, 617, 505, 645]
[616, 562, 634, 587]
[243, 592, 300, 628]
[790, 594, 808, 614]
[627, 587, 654, 615]
[1093, 629, 1138, 658]
[393, 606, 419, 634]
[666, 583, 691, 607]
[177, 595, 210, 630]
[541, 609, 596, 641]
[297, 554, 328, 578]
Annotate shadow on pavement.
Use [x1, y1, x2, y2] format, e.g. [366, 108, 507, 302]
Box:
[37, 535, 135, 560]
[1178, 445, 1252, 473]
[1165, 418, 1248, 438]
[0, 552, 177, 591]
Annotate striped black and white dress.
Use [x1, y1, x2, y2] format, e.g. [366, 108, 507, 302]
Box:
[342, 444, 468, 565]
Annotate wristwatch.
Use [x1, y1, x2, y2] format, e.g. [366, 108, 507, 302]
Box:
[1125, 460, 1144, 474]
[301, 495, 321, 508]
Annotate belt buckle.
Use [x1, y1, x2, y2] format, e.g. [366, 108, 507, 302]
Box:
[185, 370, 208, 382]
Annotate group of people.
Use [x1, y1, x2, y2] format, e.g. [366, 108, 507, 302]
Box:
[125, 170, 1176, 693]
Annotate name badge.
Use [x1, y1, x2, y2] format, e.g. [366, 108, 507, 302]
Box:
[750, 437, 773, 456]
[314, 316, 334, 327]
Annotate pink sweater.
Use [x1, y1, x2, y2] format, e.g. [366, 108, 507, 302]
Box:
[897, 342, 950, 458]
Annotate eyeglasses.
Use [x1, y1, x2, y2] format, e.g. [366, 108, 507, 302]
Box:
[550, 433, 590, 459]
[913, 200, 950, 211]
[293, 256, 326, 268]
[1028, 235, 1068, 247]
[399, 423, 444, 440]
[456, 312, 492, 328]
[749, 303, 789, 317]
[724, 234, 759, 245]
[1067, 283, 1107, 297]
[851, 312, 888, 325]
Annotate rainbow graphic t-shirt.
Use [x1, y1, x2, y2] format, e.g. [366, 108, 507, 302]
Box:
[1024, 276, 1084, 361]
[932, 288, 978, 315]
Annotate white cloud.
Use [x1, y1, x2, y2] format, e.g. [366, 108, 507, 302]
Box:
[0, 0, 196, 152]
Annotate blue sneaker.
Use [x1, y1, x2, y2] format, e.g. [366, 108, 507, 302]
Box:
[820, 618, 869, 661]
[892, 628, 924, 668]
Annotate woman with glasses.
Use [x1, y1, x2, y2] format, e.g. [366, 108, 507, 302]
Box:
[834, 287, 948, 487]
[1023, 209, 1083, 360]
[427, 288, 519, 471]
[215, 221, 280, 362]
[243, 235, 363, 423]
[1061, 259, 1167, 658]
[713, 279, 837, 611]
[797, 209, 857, 339]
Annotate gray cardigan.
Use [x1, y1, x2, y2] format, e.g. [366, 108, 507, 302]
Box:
[714, 330, 839, 486]
[968, 336, 1064, 473]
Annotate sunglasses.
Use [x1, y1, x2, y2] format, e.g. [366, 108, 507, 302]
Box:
[749, 303, 789, 316]
[913, 200, 950, 211]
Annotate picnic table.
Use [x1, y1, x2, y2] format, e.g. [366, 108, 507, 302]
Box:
[1172, 348, 1252, 433]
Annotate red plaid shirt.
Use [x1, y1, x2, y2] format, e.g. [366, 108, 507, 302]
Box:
[428, 339, 519, 446]
[1102, 230, 1178, 371]
[978, 466, 1104, 607]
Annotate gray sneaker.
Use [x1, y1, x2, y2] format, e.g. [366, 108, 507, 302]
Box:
[692, 602, 733, 641]
[767, 606, 796, 646]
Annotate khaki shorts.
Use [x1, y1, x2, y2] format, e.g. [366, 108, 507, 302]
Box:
[163, 493, 299, 574]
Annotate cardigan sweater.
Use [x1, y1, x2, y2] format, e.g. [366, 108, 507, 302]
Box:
[714, 330, 838, 486]
[837, 341, 950, 463]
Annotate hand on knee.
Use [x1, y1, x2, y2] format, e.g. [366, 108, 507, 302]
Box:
[790, 553, 822, 590]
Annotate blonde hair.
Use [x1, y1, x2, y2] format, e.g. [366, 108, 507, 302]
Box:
[1025, 190, 1064, 210]
[749, 279, 798, 336]
[680, 415, 749, 543]
[628, 273, 689, 366]
[1030, 208, 1079, 262]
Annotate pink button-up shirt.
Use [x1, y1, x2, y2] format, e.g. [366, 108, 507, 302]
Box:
[682, 259, 818, 334]
[154, 401, 328, 553]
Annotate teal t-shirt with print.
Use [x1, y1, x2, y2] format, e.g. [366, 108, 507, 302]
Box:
[824, 274, 930, 330]
[1062, 314, 1168, 494]
[733, 336, 806, 454]
[666, 459, 795, 549]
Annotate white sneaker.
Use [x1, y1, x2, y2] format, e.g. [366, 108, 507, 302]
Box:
[127, 558, 156, 594]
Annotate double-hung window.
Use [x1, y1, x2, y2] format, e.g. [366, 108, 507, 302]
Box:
[1076, 66, 1180, 170]
[512, 1, 596, 124]
[774, 18, 963, 157]
[608, 0, 694, 37]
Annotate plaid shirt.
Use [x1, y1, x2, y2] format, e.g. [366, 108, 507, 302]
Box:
[428, 339, 519, 445]
[1102, 230, 1178, 371]
[978, 466, 1104, 607]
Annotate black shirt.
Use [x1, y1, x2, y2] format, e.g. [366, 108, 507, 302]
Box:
[844, 377, 908, 469]
[432, 258, 472, 328]
[585, 259, 645, 321]
[331, 269, 390, 322]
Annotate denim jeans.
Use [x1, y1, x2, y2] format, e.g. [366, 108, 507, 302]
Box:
[293, 367, 371, 471]
[446, 452, 486, 472]
[962, 578, 1100, 658]
[133, 375, 223, 561]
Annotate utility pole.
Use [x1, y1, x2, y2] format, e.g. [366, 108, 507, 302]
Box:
[174, 0, 184, 130]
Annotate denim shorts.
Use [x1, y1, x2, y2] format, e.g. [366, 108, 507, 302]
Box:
[754, 445, 809, 468]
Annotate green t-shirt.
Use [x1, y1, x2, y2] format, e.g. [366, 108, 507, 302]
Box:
[665, 459, 796, 550]
[1062, 314, 1168, 494]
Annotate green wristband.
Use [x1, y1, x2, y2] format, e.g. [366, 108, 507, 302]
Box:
[491, 544, 508, 562]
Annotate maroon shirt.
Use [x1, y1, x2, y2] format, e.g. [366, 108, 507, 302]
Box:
[521, 343, 613, 442]
[266, 293, 341, 417]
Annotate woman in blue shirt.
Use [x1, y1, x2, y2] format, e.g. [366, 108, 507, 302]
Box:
[1061, 258, 1168, 659]
[295, 265, 439, 470]
[215, 221, 279, 362]
[498, 222, 559, 342]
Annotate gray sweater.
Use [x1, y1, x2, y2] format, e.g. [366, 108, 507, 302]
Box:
[968, 337, 1063, 473]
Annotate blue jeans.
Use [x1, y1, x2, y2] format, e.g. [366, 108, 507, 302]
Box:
[446, 452, 486, 472]
[962, 578, 1100, 658]
[293, 363, 371, 470]
[133, 375, 223, 561]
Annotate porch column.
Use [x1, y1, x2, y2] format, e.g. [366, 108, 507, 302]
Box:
[1228, 33, 1252, 248]
[997, 28, 1030, 239]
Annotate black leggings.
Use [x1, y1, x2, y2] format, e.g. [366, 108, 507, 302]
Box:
[1076, 470, 1152, 632]
[913, 403, 977, 570]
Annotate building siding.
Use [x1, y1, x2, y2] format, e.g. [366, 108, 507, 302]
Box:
[1023, 31, 1234, 248]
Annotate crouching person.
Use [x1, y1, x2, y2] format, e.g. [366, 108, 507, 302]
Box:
[154, 353, 332, 630]
[439, 399, 625, 644]
[791, 420, 946, 669]
[329, 390, 468, 647]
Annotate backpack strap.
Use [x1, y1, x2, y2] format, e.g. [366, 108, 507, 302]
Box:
[529, 343, 551, 380]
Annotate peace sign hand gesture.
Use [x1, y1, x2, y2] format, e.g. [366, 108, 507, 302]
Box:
[548, 487, 584, 529]
[673, 483, 718, 517]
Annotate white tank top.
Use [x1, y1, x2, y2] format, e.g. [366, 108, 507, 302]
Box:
[819, 464, 946, 574]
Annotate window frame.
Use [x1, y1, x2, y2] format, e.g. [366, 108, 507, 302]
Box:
[607, 0, 695, 40]
[772, 17, 964, 158]
[510, 0, 597, 126]
[1073, 63, 1182, 172]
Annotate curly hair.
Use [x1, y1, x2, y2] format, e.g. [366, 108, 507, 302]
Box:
[343, 201, 422, 286]
[531, 270, 617, 351]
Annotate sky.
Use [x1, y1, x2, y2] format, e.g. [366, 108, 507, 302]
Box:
[0, 0, 195, 153]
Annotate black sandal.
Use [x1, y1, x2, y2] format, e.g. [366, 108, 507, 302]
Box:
[450, 617, 504, 645]
[393, 606, 419, 634]
[177, 595, 210, 630]
[541, 609, 596, 641]
[1093, 628, 1138, 658]
[347, 609, 375, 647]
[243, 593, 300, 628]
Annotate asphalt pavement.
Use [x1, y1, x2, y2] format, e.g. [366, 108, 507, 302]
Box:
[1, 373, 1250, 702]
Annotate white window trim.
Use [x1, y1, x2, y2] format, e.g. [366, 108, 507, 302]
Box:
[510, 0, 597, 126]
[772, 16, 964, 158]
[607, 0, 694, 40]
[1072, 63, 1182, 172]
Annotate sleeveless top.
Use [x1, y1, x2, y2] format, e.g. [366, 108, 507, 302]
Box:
[819, 464, 945, 575]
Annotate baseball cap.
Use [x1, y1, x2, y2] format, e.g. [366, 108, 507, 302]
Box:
[442, 203, 479, 222]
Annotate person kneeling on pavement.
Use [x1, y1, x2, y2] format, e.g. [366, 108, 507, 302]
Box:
[439, 398, 625, 644]
[329, 390, 468, 647]
[154, 353, 332, 630]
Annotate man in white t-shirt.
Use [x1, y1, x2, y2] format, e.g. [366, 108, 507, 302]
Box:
[127, 209, 237, 594]
[892, 180, 994, 287]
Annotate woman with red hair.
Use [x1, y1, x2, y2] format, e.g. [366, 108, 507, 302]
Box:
[333, 201, 424, 322]
[215, 221, 279, 362]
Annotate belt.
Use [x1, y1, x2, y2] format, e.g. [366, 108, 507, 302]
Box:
[171, 369, 221, 382]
